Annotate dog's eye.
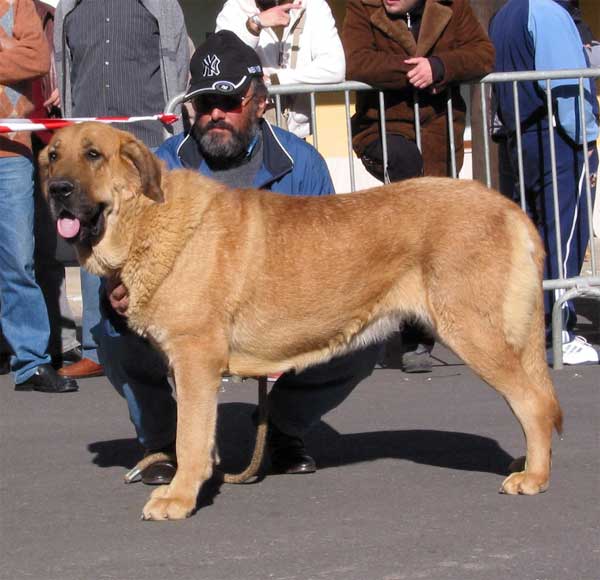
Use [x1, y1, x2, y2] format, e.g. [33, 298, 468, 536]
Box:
[86, 149, 102, 161]
[48, 150, 57, 162]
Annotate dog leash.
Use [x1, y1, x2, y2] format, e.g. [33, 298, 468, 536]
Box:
[123, 376, 269, 485]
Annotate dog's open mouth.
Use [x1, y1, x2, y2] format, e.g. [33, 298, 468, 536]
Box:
[57, 211, 81, 239]
[56, 205, 106, 244]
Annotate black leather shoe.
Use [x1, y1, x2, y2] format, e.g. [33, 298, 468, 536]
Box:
[140, 443, 177, 485]
[268, 422, 316, 474]
[141, 460, 177, 485]
[15, 364, 79, 393]
[52, 346, 82, 369]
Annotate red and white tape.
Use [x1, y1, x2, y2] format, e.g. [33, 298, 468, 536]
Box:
[0, 114, 179, 134]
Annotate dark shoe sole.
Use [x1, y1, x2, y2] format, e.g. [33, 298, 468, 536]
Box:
[401, 350, 433, 373]
[58, 369, 105, 379]
[271, 464, 317, 475]
[401, 361, 433, 373]
[270, 457, 317, 475]
[14, 383, 78, 393]
[140, 460, 177, 485]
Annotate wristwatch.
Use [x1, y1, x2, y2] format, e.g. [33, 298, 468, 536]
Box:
[249, 14, 263, 32]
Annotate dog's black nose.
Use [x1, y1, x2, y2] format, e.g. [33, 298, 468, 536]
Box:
[48, 179, 75, 199]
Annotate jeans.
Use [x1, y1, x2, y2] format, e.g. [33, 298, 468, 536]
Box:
[97, 305, 380, 450]
[80, 269, 102, 363]
[0, 156, 51, 382]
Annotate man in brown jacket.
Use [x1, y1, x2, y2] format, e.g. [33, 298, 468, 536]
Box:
[0, 0, 78, 392]
[342, 0, 494, 371]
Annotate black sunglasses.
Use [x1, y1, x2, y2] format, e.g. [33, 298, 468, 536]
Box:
[193, 93, 254, 113]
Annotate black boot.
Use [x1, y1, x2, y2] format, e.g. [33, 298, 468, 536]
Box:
[268, 421, 316, 475]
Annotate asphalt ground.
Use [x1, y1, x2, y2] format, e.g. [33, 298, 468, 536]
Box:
[1, 334, 598, 580]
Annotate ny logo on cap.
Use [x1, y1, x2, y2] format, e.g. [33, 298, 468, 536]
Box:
[203, 54, 221, 77]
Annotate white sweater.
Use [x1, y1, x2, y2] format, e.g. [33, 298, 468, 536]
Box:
[216, 0, 345, 138]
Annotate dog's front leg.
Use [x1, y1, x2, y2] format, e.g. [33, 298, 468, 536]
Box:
[142, 340, 224, 521]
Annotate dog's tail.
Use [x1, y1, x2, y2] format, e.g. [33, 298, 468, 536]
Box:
[503, 212, 563, 435]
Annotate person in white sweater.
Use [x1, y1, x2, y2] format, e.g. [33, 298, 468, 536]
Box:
[216, 0, 345, 138]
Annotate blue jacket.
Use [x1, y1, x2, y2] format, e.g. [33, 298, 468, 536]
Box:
[489, 0, 598, 145]
[155, 120, 335, 196]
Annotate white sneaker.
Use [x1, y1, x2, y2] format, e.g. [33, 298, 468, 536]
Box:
[562, 334, 600, 365]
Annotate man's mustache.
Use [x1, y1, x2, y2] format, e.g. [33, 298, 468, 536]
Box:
[204, 120, 236, 133]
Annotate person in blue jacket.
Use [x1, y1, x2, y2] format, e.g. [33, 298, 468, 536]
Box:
[97, 30, 380, 484]
[490, 0, 599, 365]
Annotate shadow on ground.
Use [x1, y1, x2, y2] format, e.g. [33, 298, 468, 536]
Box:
[88, 402, 514, 480]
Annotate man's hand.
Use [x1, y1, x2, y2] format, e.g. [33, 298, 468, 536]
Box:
[106, 277, 130, 317]
[257, 3, 302, 28]
[405, 57, 434, 89]
[0, 31, 16, 51]
[43, 88, 61, 109]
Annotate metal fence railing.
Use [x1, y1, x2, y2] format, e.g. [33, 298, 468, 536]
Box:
[165, 68, 600, 369]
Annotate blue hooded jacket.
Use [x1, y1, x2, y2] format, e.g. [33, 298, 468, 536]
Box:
[155, 120, 335, 196]
[489, 0, 598, 145]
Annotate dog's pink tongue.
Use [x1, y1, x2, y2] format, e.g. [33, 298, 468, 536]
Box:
[57, 217, 81, 239]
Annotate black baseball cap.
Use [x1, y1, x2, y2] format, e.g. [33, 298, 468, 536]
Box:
[184, 30, 263, 100]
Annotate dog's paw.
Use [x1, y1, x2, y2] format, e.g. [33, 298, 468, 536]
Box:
[500, 471, 549, 495]
[149, 484, 170, 500]
[141, 493, 195, 521]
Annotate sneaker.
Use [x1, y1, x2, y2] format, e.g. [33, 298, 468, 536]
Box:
[401, 343, 433, 373]
[562, 333, 599, 365]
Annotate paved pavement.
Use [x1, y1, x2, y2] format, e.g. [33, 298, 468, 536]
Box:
[1, 336, 598, 580]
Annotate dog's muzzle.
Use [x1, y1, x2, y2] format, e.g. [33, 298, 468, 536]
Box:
[47, 179, 75, 201]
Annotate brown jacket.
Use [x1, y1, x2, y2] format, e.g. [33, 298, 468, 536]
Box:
[0, 0, 50, 157]
[342, 0, 494, 176]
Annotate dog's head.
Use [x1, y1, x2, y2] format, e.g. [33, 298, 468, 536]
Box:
[39, 122, 164, 250]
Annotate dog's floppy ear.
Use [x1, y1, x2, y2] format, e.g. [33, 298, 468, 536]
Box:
[37, 145, 50, 199]
[120, 137, 165, 203]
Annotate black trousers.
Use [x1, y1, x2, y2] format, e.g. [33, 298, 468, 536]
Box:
[361, 134, 424, 182]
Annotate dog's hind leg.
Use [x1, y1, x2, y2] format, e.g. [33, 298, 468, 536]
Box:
[142, 337, 226, 521]
[435, 304, 561, 496]
[497, 293, 562, 495]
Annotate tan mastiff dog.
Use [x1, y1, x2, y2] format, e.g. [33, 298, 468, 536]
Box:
[40, 122, 562, 520]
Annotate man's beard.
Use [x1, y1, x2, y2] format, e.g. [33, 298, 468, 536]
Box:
[196, 116, 260, 169]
